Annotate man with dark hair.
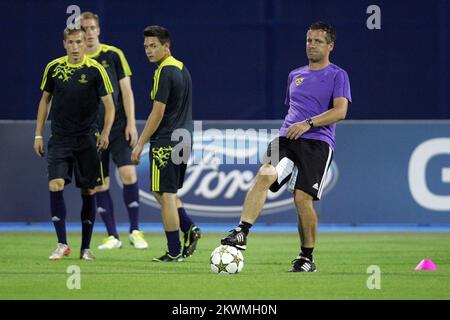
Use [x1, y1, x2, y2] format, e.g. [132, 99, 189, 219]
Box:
[309, 21, 336, 43]
[143, 25, 171, 44]
[132, 25, 201, 262]
[34, 26, 115, 260]
[220, 21, 351, 272]
[80, 12, 148, 250]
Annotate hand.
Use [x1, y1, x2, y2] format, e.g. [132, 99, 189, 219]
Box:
[33, 137, 45, 157]
[286, 121, 311, 140]
[125, 124, 138, 148]
[131, 142, 144, 164]
[97, 131, 109, 151]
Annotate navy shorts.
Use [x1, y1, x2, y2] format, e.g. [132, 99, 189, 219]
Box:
[100, 127, 134, 178]
[47, 133, 103, 189]
[149, 138, 190, 193]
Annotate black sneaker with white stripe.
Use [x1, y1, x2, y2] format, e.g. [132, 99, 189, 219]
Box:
[182, 225, 202, 258]
[220, 227, 247, 250]
[289, 255, 317, 272]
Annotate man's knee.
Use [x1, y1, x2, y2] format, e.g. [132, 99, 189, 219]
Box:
[294, 190, 314, 211]
[95, 177, 110, 192]
[159, 192, 177, 207]
[255, 164, 277, 187]
[152, 192, 162, 204]
[49, 179, 65, 192]
[119, 165, 137, 185]
[176, 197, 183, 208]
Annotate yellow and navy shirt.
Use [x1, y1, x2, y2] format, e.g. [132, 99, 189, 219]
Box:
[40, 55, 113, 136]
[86, 44, 132, 130]
[151, 55, 193, 140]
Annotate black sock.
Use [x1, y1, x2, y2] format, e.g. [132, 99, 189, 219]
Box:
[300, 246, 314, 260]
[238, 221, 253, 236]
[81, 194, 96, 250]
[178, 207, 194, 233]
[165, 230, 181, 257]
[123, 182, 140, 233]
[50, 190, 67, 244]
[96, 190, 119, 239]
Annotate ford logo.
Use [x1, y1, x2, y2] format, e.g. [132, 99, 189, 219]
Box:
[117, 129, 338, 217]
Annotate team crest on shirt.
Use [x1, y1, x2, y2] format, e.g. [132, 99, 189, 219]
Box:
[78, 74, 88, 84]
[295, 77, 305, 86]
[101, 60, 110, 68]
[52, 63, 76, 82]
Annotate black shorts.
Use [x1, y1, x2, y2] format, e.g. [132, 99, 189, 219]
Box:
[149, 138, 190, 193]
[100, 127, 134, 178]
[47, 133, 103, 189]
[265, 137, 333, 200]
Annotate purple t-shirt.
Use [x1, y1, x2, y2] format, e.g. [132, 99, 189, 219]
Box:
[279, 63, 352, 150]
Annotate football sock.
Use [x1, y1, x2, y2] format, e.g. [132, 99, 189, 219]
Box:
[238, 221, 253, 236]
[300, 246, 314, 260]
[178, 207, 194, 233]
[81, 194, 96, 250]
[50, 190, 67, 245]
[95, 190, 119, 239]
[165, 230, 181, 257]
[123, 182, 140, 233]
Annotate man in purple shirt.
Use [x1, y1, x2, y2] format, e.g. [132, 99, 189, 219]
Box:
[221, 21, 351, 272]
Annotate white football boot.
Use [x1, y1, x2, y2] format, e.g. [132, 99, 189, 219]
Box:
[48, 243, 71, 260]
[129, 230, 148, 249]
[98, 236, 122, 250]
[80, 249, 96, 260]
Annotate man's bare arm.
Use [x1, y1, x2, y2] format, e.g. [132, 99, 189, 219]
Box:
[98, 94, 116, 150]
[131, 101, 166, 163]
[33, 91, 52, 157]
[286, 97, 349, 140]
[119, 76, 138, 147]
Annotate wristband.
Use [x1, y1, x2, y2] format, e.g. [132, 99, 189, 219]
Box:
[305, 118, 314, 128]
[35, 136, 43, 140]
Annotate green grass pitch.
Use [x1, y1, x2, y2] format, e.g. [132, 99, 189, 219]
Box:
[0, 232, 449, 299]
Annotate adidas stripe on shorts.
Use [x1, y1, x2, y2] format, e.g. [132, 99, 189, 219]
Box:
[264, 136, 333, 200]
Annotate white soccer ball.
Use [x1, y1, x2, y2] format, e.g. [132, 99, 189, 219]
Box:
[210, 245, 244, 274]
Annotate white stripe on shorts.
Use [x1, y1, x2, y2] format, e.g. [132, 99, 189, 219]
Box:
[287, 166, 298, 193]
[317, 146, 333, 199]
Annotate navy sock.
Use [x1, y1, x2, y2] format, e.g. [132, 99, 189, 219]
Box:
[81, 194, 96, 250]
[301, 246, 314, 260]
[238, 221, 253, 236]
[123, 182, 140, 233]
[50, 190, 67, 244]
[96, 190, 119, 239]
[178, 207, 194, 233]
[165, 230, 181, 257]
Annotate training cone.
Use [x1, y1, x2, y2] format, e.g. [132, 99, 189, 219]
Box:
[415, 259, 438, 271]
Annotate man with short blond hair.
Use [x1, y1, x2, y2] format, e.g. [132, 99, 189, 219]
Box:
[80, 12, 148, 250]
[34, 26, 115, 260]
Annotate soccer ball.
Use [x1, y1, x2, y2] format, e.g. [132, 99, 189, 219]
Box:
[210, 245, 244, 274]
